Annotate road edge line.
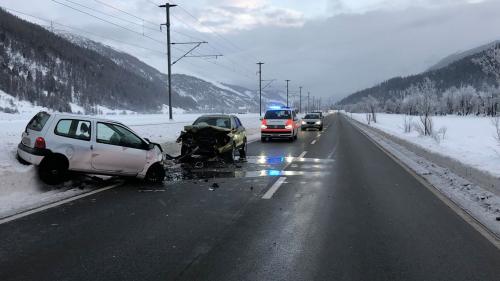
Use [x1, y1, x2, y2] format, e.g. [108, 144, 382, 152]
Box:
[0, 182, 123, 225]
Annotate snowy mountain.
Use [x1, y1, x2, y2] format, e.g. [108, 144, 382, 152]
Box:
[338, 42, 500, 106]
[0, 9, 284, 114]
[427, 41, 500, 71]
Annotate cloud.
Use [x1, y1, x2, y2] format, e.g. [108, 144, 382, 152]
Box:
[326, 0, 488, 15]
[188, 0, 305, 33]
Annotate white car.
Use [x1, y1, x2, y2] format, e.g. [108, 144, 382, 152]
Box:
[17, 112, 165, 184]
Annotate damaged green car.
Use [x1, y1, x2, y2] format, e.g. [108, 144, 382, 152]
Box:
[176, 115, 247, 163]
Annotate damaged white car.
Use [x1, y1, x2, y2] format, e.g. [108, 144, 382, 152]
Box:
[17, 112, 165, 184]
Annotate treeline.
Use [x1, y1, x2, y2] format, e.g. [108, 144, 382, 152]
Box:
[343, 78, 499, 117]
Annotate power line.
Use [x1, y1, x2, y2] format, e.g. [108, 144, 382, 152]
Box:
[3, 7, 169, 56]
[52, 0, 166, 46]
[60, 0, 162, 34]
[94, 0, 159, 28]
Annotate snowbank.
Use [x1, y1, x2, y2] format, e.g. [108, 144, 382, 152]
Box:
[348, 113, 500, 178]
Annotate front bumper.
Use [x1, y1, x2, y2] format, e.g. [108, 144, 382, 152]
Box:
[301, 124, 322, 129]
[17, 143, 51, 165]
[261, 129, 294, 138]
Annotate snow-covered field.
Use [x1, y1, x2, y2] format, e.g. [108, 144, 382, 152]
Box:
[0, 101, 262, 218]
[349, 113, 500, 178]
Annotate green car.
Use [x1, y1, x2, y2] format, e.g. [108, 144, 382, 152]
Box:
[177, 115, 247, 163]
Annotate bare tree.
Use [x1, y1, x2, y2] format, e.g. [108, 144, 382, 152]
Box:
[492, 116, 500, 145]
[363, 95, 379, 123]
[415, 78, 438, 136]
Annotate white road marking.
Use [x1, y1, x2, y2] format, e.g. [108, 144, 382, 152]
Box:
[262, 177, 287, 199]
[311, 140, 317, 145]
[298, 151, 307, 158]
[0, 183, 123, 225]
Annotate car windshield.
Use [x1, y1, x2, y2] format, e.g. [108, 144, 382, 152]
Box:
[304, 114, 320, 119]
[264, 110, 291, 119]
[27, 112, 51, 131]
[193, 116, 232, 129]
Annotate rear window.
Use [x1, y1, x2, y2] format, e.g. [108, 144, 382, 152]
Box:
[305, 114, 320, 119]
[264, 110, 291, 120]
[27, 112, 51, 131]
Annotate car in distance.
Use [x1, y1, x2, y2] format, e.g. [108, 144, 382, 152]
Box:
[260, 107, 300, 141]
[177, 114, 247, 163]
[301, 113, 323, 131]
[17, 111, 165, 184]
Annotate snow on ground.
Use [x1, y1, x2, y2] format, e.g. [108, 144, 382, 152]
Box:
[349, 113, 500, 178]
[0, 106, 262, 218]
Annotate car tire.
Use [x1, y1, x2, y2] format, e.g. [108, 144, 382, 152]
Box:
[239, 140, 247, 159]
[223, 144, 236, 163]
[16, 153, 31, 165]
[319, 126, 323, 131]
[39, 156, 68, 185]
[145, 162, 165, 183]
[261, 137, 267, 142]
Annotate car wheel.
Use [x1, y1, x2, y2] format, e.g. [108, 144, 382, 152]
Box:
[319, 126, 323, 131]
[261, 137, 267, 142]
[223, 144, 236, 163]
[39, 156, 68, 185]
[239, 140, 247, 159]
[145, 162, 165, 183]
[16, 153, 31, 165]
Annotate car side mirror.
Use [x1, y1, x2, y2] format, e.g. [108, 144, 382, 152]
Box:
[148, 143, 155, 150]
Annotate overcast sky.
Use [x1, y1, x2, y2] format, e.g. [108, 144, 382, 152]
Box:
[3, 0, 500, 102]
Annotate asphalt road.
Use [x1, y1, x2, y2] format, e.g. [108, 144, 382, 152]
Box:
[1, 114, 499, 281]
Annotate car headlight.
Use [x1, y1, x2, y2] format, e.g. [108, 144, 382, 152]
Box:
[261, 124, 267, 129]
[285, 124, 293, 129]
[315, 121, 321, 125]
[301, 121, 306, 125]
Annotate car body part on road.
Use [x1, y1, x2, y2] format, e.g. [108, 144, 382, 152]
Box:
[260, 107, 300, 142]
[17, 111, 165, 184]
[177, 115, 247, 163]
[301, 113, 323, 131]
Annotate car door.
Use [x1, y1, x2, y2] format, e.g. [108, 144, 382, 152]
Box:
[91, 122, 148, 175]
[233, 117, 246, 147]
[51, 118, 94, 172]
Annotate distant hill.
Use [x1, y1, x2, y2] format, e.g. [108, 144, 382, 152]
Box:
[338, 42, 500, 106]
[0, 8, 284, 114]
[427, 41, 500, 71]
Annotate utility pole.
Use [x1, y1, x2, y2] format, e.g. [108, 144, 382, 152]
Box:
[307, 92, 310, 113]
[257, 62, 264, 116]
[160, 3, 177, 120]
[299, 86, 302, 113]
[285, 80, 290, 107]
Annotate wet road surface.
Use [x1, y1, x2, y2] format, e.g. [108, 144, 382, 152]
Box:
[0, 114, 499, 281]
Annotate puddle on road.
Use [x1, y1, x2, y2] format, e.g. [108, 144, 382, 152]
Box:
[245, 156, 335, 165]
[163, 155, 334, 183]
